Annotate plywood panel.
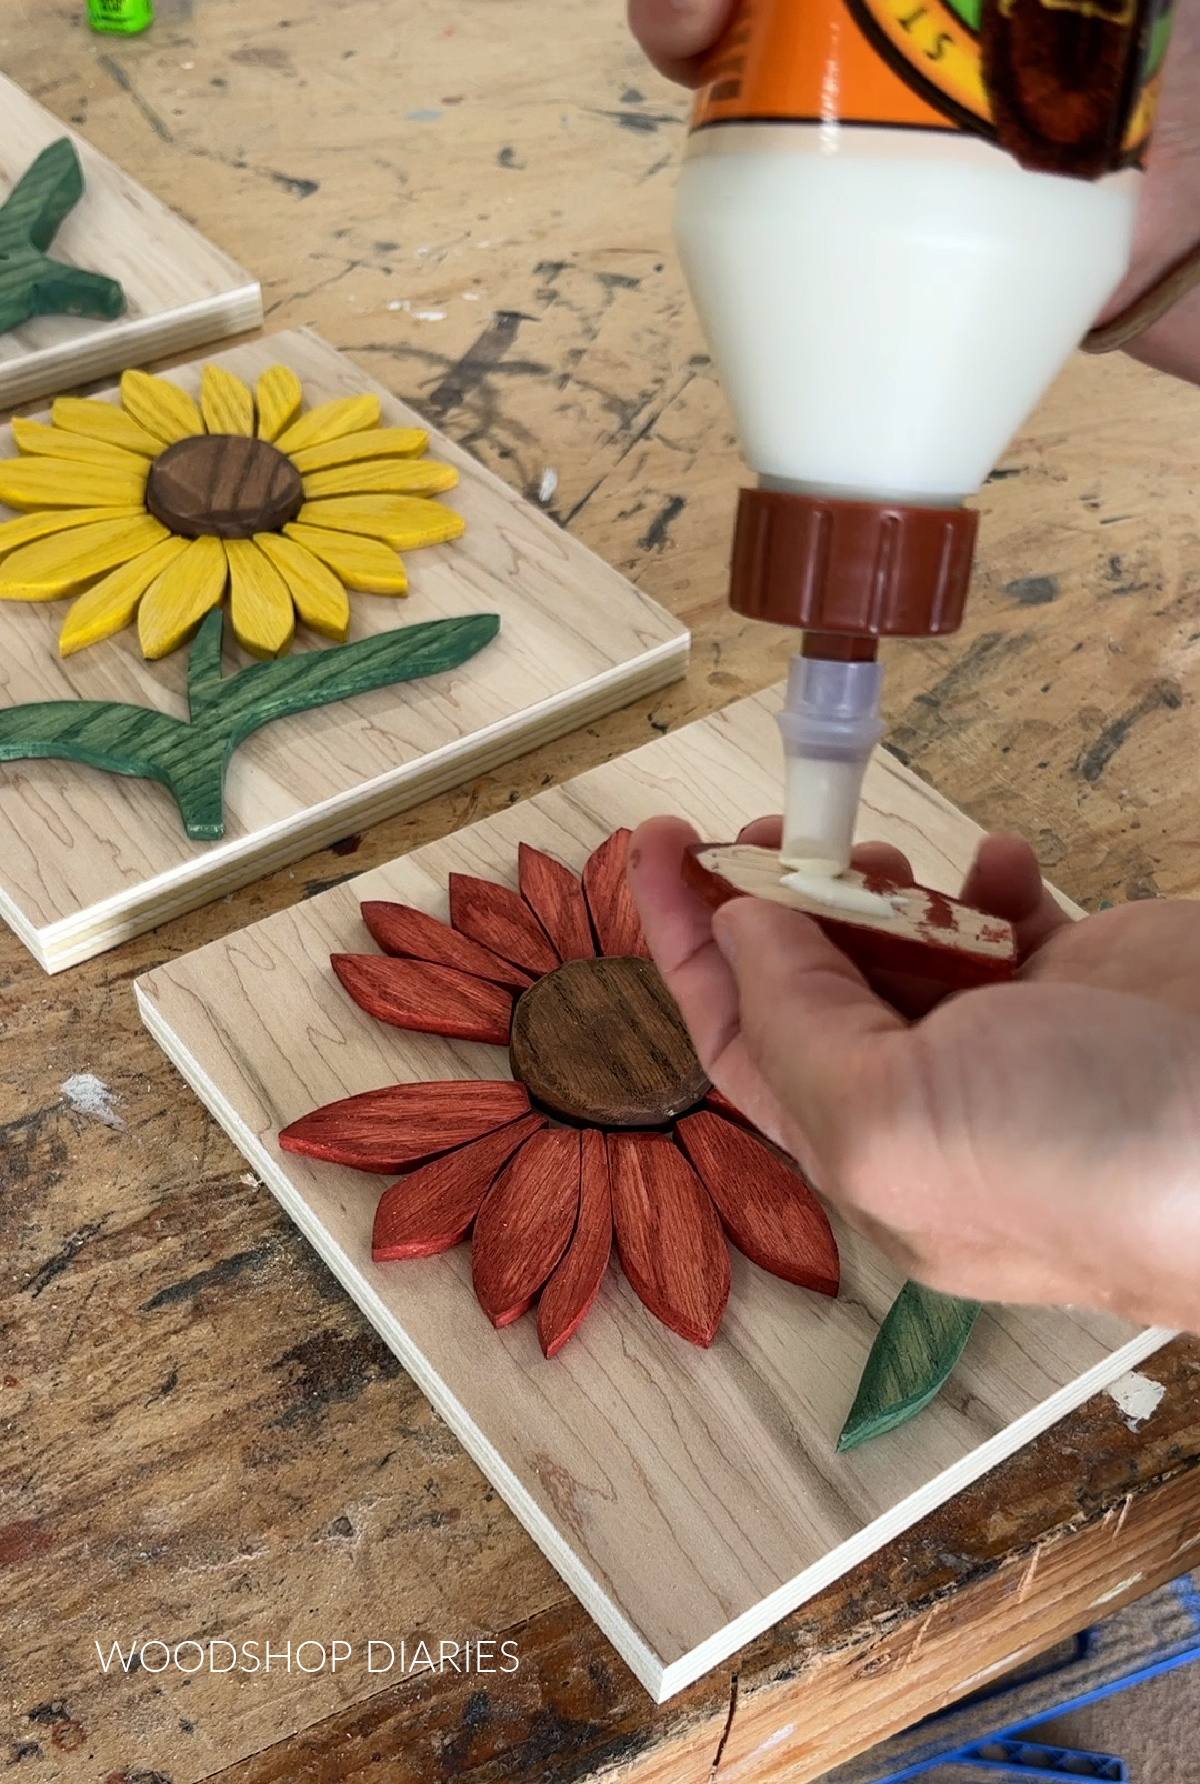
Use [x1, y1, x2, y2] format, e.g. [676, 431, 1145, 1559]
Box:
[135, 688, 1172, 1701]
[0, 329, 688, 969]
[0, 73, 262, 410]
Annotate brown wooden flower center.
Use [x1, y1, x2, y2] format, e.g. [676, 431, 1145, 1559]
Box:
[146, 433, 304, 539]
[509, 955, 710, 1128]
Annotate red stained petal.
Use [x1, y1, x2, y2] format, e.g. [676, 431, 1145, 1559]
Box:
[372, 1113, 547, 1260]
[702, 1088, 757, 1131]
[448, 874, 560, 977]
[518, 842, 595, 962]
[332, 953, 512, 1045]
[582, 829, 650, 959]
[607, 1132, 729, 1346]
[360, 901, 532, 992]
[537, 1128, 612, 1357]
[280, 1080, 531, 1173]
[472, 1128, 580, 1327]
[675, 1112, 839, 1296]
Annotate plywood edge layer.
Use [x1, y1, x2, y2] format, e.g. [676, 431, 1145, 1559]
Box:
[0, 283, 265, 410]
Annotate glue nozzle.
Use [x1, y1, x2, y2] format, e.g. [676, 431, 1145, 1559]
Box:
[777, 648, 886, 875]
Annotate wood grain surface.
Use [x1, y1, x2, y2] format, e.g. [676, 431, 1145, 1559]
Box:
[0, 72, 260, 406]
[4, 2, 1200, 1780]
[146, 431, 305, 537]
[134, 690, 1173, 1699]
[508, 954, 709, 1126]
[0, 330, 686, 969]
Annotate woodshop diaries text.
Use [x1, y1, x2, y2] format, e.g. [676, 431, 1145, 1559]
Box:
[95, 1638, 520, 1675]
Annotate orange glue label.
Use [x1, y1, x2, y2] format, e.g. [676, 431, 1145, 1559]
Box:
[691, 0, 1174, 177]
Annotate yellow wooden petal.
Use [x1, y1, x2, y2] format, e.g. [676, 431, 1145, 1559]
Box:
[201, 365, 256, 437]
[12, 418, 150, 471]
[253, 531, 349, 641]
[296, 495, 465, 550]
[283, 521, 407, 595]
[0, 513, 169, 600]
[120, 370, 205, 446]
[302, 459, 457, 499]
[225, 537, 295, 658]
[256, 366, 303, 443]
[138, 535, 228, 659]
[0, 506, 145, 559]
[276, 395, 382, 457]
[50, 397, 163, 457]
[0, 458, 148, 511]
[59, 536, 189, 655]
[287, 427, 428, 475]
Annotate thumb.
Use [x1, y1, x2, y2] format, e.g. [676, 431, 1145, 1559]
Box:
[628, 0, 737, 83]
[712, 897, 908, 1170]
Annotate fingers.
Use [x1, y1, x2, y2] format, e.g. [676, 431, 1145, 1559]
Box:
[852, 841, 916, 887]
[712, 896, 907, 1165]
[627, 816, 743, 1075]
[960, 833, 1070, 957]
[737, 815, 782, 848]
[629, 815, 802, 1142]
[626, 0, 736, 83]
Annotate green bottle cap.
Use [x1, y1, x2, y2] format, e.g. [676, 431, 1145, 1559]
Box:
[87, 0, 153, 33]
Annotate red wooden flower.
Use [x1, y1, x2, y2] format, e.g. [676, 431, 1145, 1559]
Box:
[280, 829, 839, 1355]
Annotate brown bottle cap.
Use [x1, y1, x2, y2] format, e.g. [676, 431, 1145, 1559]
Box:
[729, 488, 978, 637]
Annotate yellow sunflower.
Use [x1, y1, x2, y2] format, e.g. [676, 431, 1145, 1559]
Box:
[0, 364, 464, 660]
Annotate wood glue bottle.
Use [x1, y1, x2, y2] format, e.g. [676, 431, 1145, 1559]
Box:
[674, 0, 1173, 887]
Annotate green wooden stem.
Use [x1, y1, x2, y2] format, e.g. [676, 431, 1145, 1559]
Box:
[0, 138, 126, 333]
[837, 1281, 981, 1451]
[0, 609, 500, 840]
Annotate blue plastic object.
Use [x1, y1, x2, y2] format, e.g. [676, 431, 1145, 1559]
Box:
[944, 1737, 1126, 1778]
[831, 1571, 1200, 1784]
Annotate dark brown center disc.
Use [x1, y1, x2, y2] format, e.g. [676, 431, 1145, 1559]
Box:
[146, 433, 304, 539]
[509, 955, 710, 1128]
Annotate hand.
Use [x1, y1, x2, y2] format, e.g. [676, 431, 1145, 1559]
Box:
[1095, 0, 1200, 383]
[628, 815, 1200, 1332]
[628, 0, 1200, 385]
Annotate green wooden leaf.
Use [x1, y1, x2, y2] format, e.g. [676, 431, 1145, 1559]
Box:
[0, 138, 125, 334]
[0, 609, 500, 840]
[836, 1282, 980, 1452]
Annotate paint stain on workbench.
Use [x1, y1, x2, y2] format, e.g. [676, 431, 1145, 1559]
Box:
[140, 1243, 277, 1312]
[1106, 1371, 1167, 1431]
[0, 1518, 56, 1567]
[1006, 575, 1059, 606]
[591, 108, 684, 134]
[1075, 680, 1182, 783]
[639, 495, 686, 552]
[59, 1072, 124, 1130]
[269, 1328, 402, 1427]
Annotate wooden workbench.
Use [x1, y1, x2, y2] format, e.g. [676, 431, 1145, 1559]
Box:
[2, 2, 1199, 1779]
